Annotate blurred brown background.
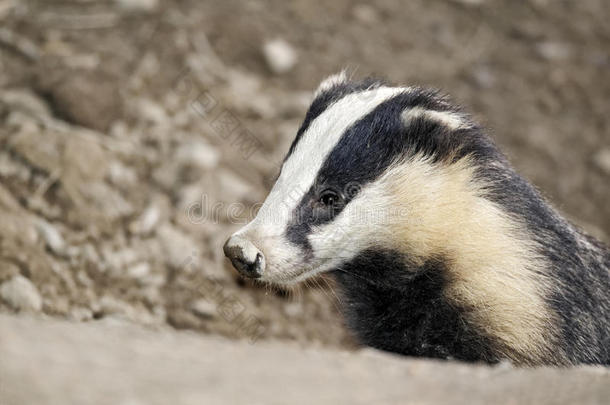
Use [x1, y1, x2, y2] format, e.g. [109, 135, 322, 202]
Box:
[0, 0, 608, 349]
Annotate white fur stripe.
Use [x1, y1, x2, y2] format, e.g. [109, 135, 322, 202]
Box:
[402, 107, 467, 131]
[242, 86, 409, 236]
[313, 70, 348, 97]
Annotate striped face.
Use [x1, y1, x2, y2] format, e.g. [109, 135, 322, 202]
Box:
[225, 73, 473, 285]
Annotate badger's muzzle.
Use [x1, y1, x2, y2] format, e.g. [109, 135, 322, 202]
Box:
[223, 235, 265, 278]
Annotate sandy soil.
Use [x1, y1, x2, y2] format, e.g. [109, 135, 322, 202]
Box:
[0, 0, 608, 351]
[1, 314, 609, 405]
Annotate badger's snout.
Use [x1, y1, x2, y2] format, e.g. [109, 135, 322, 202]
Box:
[223, 235, 265, 278]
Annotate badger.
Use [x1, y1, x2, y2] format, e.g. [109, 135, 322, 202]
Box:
[223, 72, 610, 366]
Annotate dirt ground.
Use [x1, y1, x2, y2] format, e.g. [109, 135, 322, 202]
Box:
[0, 0, 608, 349]
[1, 315, 608, 405]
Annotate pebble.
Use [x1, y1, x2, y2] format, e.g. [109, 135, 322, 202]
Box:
[126, 262, 151, 279]
[0, 261, 20, 282]
[108, 160, 138, 188]
[99, 295, 132, 317]
[69, 306, 94, 321]
[283, 301, 303, 317]
[190, 299, 217, 319]
[352, 4, 379, 25]
[157, 224, 200, 269]
[593, 149, 610, 176]
[101, 247, 140, 274]
[76, 270, 94, 288]
[129, 203, 162, 235]
[37, 70, 122, 132]
[175, 140, 221, 170]
[471, 65, 496, 89]
[536, 41, 571, 61]
[135, 98, 169, 125]
[81, 182, 134, 220]
[115, 0, 159, 13]
[36, 219, 67, 256]
[262, 39, 297, 75]
[0, 275, 43, 312]
[81, 243, 101, 264]
[0, 89, 51, 117]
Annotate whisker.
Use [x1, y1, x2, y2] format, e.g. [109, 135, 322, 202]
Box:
[319, 275, 344, 311]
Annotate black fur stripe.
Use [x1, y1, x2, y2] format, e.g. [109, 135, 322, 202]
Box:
[285, 78, 387, 161]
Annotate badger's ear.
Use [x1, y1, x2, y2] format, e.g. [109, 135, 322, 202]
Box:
[314, 71, 348, 97]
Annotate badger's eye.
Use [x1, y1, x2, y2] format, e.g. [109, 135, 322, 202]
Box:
[319, 189, 340, 208]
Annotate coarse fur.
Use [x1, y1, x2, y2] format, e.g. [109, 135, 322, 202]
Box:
[228, 73, 610, 366]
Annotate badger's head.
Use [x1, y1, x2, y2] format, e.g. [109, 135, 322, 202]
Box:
[223, 72, 495, 286]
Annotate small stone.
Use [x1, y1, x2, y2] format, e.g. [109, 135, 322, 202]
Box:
[108, 160, 138, 188]
[101, 247, 140, 274]
[99, 295, 131, 316]
[0, 89, 51, 117]
[36, 219, 67, 256]
[0, 275, 43, 312]
[175, 140, 221, 170]
[471, 66, 496, 89]
[129, 204, 162, 235]
[190, 299, 217, 319]
[0, 261, 20, 283]
[80, 182, 134, 220]
[262, 39, 297, 75]
[81, 243, 101, 264]
[127, 262, 151, 279]
[283, 302, 303, 317]
[115, 0, 159, 13]
[109, 120, 129, 138]
[536, 41, 571, 61]
[142, 274, 165, 287]
[352, 4, 379, 25]
[157, 224, 199, 269]
[135, 98, 168, 125]
[70, 306, 93, 321]
[76, 270, 94, 288]
[35, 69, 123, 132]
[593, 149, 610, 176]
[0, 152, 23, 179]
[152, 161, 180, 191]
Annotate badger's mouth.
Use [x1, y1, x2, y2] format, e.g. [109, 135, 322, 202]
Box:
[274, 256, 336, 285]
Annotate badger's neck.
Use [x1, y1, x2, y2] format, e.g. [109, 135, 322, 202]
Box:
[331, 156, 567, 365]
[330, 249, 501, 362]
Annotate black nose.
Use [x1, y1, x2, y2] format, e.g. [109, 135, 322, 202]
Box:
[223, 235, 265, 278]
